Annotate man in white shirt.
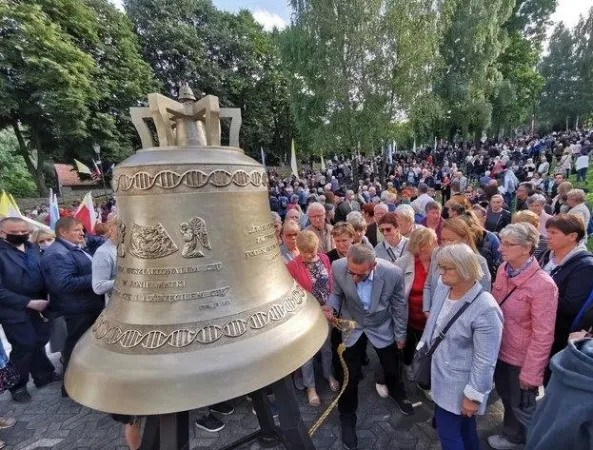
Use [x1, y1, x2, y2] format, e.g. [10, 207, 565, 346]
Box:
[411, 183, 433, 218]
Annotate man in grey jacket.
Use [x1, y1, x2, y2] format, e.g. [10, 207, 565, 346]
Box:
[322, 244, 411, 450]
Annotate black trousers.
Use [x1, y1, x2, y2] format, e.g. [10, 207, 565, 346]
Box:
[338, 334, 405, 421]
[3, 311, 55, 391]
[63, 309, 102, 371]
[330, 327, 343, 382]
[402, 327, 424, 366]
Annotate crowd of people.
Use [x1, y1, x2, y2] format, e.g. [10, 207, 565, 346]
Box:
[0, 129, 591, 450]
[268, 129, 593, 450]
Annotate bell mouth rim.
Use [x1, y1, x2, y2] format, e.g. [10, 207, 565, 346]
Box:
[63, 296, 328, 415]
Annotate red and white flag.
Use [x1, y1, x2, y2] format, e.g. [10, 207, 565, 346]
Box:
[92, 160, 102, 180]
[74, 192, 97, 234]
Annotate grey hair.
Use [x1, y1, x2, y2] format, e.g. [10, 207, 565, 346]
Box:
[499, 223, 539, 252]
[347, 243, 376, 264]
[346, 189, 354, 196]
[437, 243, 484, 283]
[374, 203, 388, 213]
[491, 194, 504, 202]
[346, 211, 366, 231]
[271, 212, 282, 224]
[418, 183, 428, 194]
[567, 189, 586, 204]
[395, 204, 415, 222]
[307, 202, 325, 215]
[526, 193, 547, 206]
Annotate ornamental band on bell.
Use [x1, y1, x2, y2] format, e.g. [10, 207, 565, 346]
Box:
[91, 284, 307, 354]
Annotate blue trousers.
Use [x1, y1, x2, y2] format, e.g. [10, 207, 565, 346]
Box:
[435, 404, 480, 450]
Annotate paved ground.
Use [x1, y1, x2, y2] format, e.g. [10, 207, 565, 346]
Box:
[0, 349, 506, 450]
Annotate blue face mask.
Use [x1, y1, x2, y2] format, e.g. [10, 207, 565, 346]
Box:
[39, 240, 54, 250]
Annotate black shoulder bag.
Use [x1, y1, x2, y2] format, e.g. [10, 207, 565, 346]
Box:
[412, 290, 483, 388]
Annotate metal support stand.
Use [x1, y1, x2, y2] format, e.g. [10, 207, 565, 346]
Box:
[139, 375, 316, 450]
[140, 411, 190, 450]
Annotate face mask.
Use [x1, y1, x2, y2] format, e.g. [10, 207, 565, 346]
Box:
[39, 240, 54, 250]
[4, 233, 29, 246]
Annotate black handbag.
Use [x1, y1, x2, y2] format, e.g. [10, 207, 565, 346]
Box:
[412, 290, 483, 388]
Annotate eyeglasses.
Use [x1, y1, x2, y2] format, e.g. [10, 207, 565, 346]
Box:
[436, 264, 456, 273]
[284, 233, 298, 238]
[308, 214, 325, 219]
[347, 268, 373, 282]
[379, 227, 394, 233]
[500, 241, 522, 248]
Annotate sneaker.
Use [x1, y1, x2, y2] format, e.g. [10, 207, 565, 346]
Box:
[195, 414, 225, 433]
[35, 372, 63, 389]
[341, 418, 358, 450]
[210, 401, 234, 415]
[11, 388, 31, 403]
[0, 440, 5, 449]
[375, 383, 389, 399]
[487, 435, 520, 450]
[404, 365, 414, 382]
[392, 393, 415, 416]
[0, 416, 16, 429]
[416, 384, 433, 402]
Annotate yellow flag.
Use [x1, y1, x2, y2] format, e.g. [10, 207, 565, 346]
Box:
[74, 159, 92, 175]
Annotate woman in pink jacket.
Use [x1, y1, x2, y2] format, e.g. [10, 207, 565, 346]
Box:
[286, 230, 338, 406]
[488, 223, 558, 450]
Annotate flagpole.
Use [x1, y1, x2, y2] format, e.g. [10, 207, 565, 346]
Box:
[93, 143, 108, 198]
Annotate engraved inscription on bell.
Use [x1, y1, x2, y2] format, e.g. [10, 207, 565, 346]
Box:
[129, 223, 178, 259]
[180, 216, 211, 258]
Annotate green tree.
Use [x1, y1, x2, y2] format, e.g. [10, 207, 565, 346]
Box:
[126, 0, 294, 162]
[0, 0, 157, 195]
[0, 1, 96, 195]
[282, 0, 439, 156]
[0, 130, 37, 197]
[436, 0, 515, 140]
[573, 7, 593, 124]
[505, 0, 557, 45]
[538, 23, 579, 130]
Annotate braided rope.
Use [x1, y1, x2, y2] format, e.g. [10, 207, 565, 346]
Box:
[308, 318, 357, 437]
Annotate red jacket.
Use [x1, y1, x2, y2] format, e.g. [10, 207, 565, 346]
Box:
[492, 259, 558, 386]
[286, 253, 333, 297]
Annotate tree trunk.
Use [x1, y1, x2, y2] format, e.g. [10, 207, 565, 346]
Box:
[11, 120, 46, 196]
[30, 125, 47, 196]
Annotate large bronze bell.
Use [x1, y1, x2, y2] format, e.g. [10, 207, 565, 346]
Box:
[64, 86, 328, 415]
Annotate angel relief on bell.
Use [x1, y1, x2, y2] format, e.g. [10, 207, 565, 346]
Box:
[180, 216, 212, 258]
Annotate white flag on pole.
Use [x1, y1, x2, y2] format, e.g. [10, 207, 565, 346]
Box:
[290, 139, 298, 178]
[320, 153, 326, 171]
[260, 147, 266, 170]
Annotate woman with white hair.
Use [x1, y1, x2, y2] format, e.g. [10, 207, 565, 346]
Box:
[527, 194, 553, 236]
[419, 244, 503, 450]
[488, 224, 558, 450]
[395, 204, 423, 238]
[566, 189, 590, 234]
